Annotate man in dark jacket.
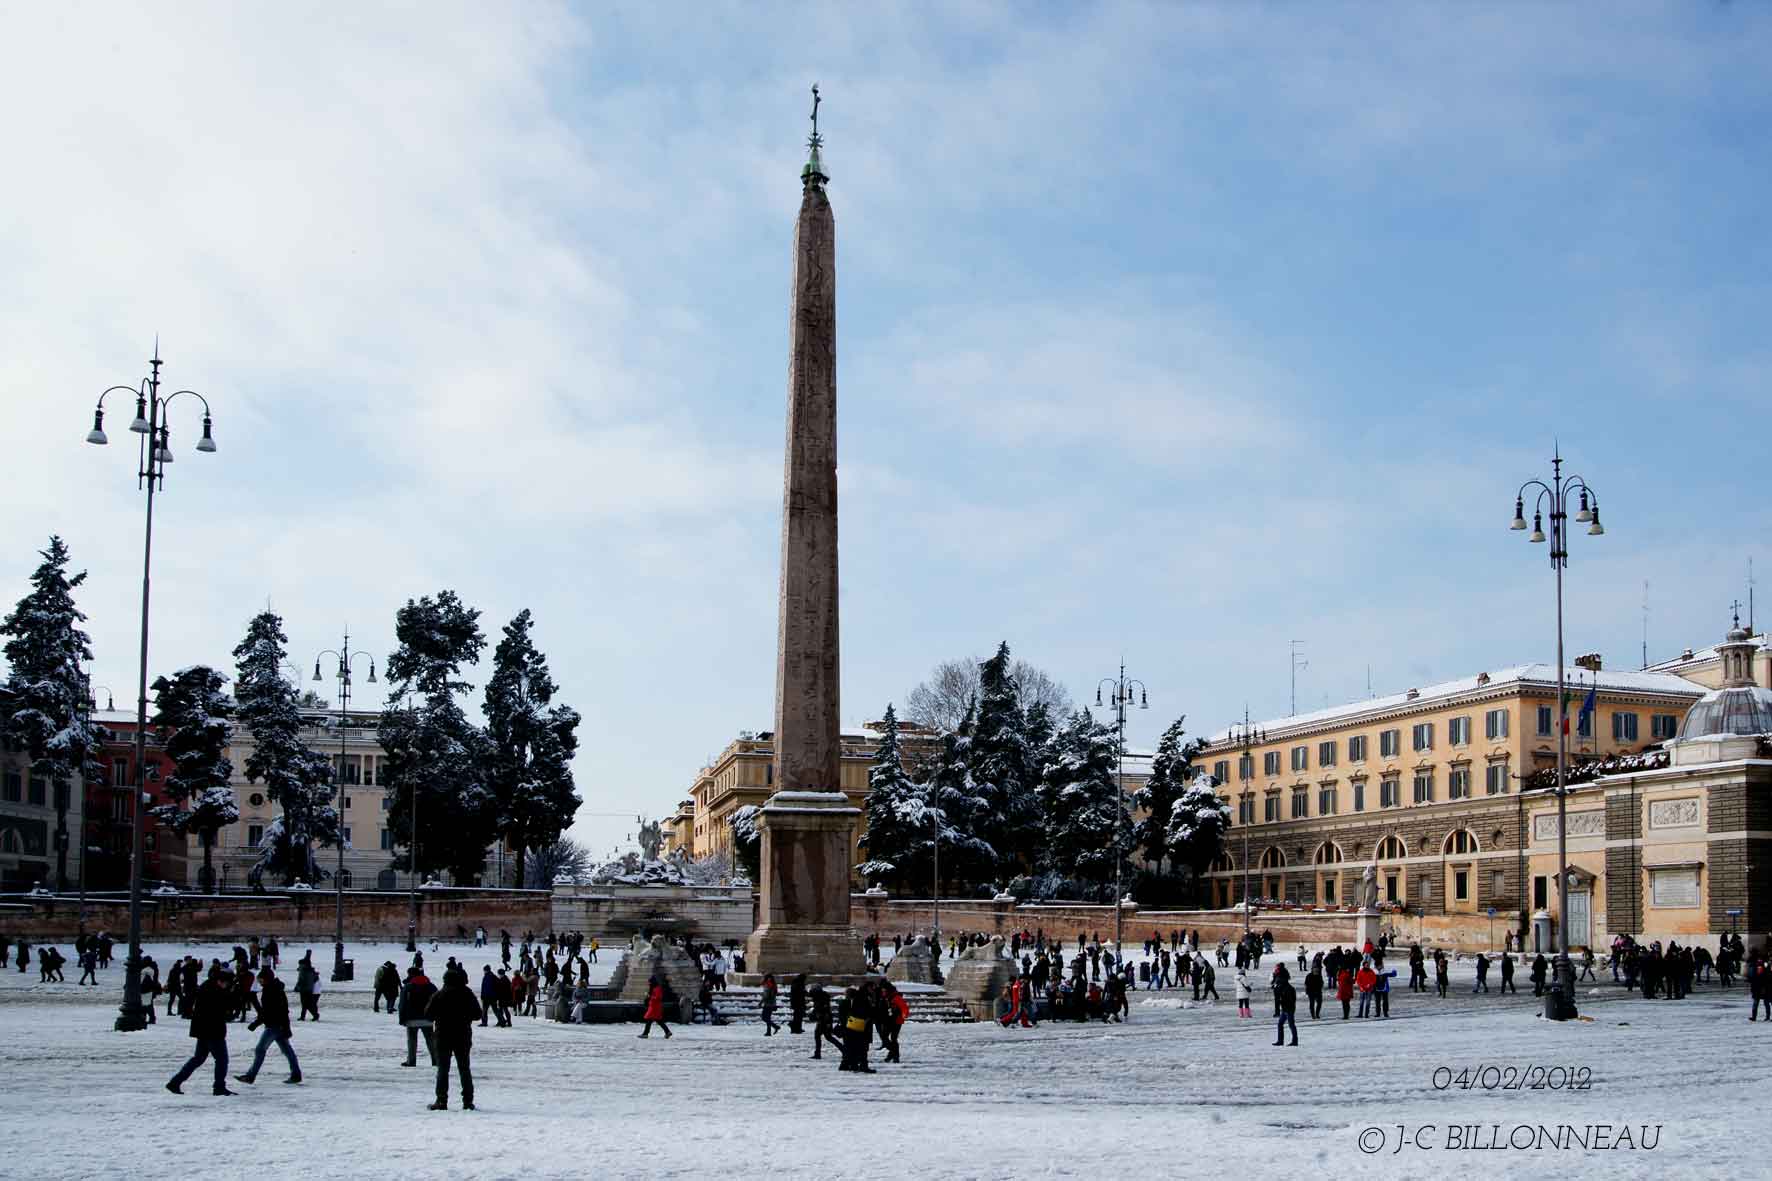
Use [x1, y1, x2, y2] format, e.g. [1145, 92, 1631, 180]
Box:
[426, 967, 484, 1110]
[1272, 965, 1298, 1046]
[788, 973, 808, 1034]
[809, 984, 842, 1060]
[166, 965, 237, 1095]
[235, 967, 301, 1085]
[400, 965, 439, 1067]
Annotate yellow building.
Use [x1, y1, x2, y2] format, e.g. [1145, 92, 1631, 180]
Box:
[1196, 661, 1705, 943]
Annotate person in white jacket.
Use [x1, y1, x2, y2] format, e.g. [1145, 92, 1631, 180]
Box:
[1235, 968, 1252, 1018]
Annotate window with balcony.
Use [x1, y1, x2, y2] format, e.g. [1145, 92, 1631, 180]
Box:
[1380, 729, 1400, 758]
[1485, 708, 1509, 740]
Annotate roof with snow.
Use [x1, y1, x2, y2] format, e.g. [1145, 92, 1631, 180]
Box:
[1202, 664, 1704, 747]
[1645, 631, 1771, 673]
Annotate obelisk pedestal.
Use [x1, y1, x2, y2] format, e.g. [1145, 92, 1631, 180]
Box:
[743, 792, 866, 979]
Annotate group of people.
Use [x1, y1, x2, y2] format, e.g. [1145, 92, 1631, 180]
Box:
[754, 972, 906, 1071]
[3, 930, 122, 982]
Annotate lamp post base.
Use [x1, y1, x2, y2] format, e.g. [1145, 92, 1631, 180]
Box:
[1543, 951, 1579, 1021]
[114, 1002, 152, 1032]
[331, 941, 352, 983]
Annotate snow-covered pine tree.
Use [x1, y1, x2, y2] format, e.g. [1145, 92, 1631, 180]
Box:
[381, 591, 496, 884]
[481, 609, 582, 887]
[856, 704, 922, 888]
[727, 804, 761, 883]
[968, 642, 1041, 873]
[1166, 771, 1232, 898]
[148, 665, 237, 888]
[231, 610, 340, 885]
[1038, 709, 1129, 897]
[924, 702, 996, 892]
[0, 536, 101, 891]
[1131, 716, 1206, 874]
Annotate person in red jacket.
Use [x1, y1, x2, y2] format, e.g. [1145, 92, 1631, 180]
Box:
[639, 974, 672, 1039]
[1335, 967, 1355, 1020]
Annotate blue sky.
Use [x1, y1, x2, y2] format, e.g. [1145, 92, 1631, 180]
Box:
[2, 2, 1767, 859]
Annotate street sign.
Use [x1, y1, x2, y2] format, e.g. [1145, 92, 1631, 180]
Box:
[1486, 907, 1496, 918]
[1726, 908, 1744, 917]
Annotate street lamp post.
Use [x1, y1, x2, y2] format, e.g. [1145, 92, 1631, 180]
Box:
[1095, 663, 1148, 961]
[1227, 709, 1267, 937]
[1509, 445, 1604, 1020]
[85, 343, 220, 1031]
[314, 633, 375, 982]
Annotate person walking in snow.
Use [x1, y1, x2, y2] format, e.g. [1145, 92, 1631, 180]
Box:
[809, 983, 843, 1060]
[294, 952, 321, 1021]
[166, 964, 237, 1096]
[1355, 959, 1377, 1018]
[374, 960, 400, 1014]
[424, 966, 482, 1110]
[789, 972, 808, 1034]
[638, 974, 673, 1039]
[399, 964, 439, 1067]
[1336, 964, 1355, 1019]
[1373, 961, 1397, 1017]
[1473, 951, 1491, 993]
[1234, 968, 1252, 1018]
[759, 973, 783, 1035]
[1304, 961, 1324, 1019]
[78, 944, 99, 986]
[234, 966, 301, 1086]
[1272, 965, 1298, 1046]
[1434, 950, 1450, 998]
[1500, 950, 1517, 993]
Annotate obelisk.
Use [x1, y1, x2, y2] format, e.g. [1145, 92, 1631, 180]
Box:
[743, 86, 867, 981]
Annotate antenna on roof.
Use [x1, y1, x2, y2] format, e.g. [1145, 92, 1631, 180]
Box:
[1642, 580, 1649, 670]
[1289, 640, 1307, 716]
[1750, 557, 1756, 635]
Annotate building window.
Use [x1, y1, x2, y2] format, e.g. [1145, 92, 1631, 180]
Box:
[1577, 710, 1593, 739]
[1377, 834, 1406, 860]
[1651, 714, 1678, 740]
[342, 827, 351, 845]
[28, 777, 47, 806]
[247, 824, 265, 847]
[1454, 870, 1469, 901]
[1448, 716, 1471, 745]
[1263, 751, 1281, 776]
[1444, 828, 1477, 855]
[1291, 787, 1308, 819]
[1238, 795, 1254, 825]
[1213, 760, 1229, 783]
[112, 761, 130, 786]
[1318, 786, 1337, 815]
[1411, 723, 1434, 752]
[1412, 771, 1434, 804]
[1352, 780, 1365, 812]
[380, 829, 395, 851]
[1484, 709, 1509, 740]
[1348, 735, 1367, 762]
[2, 771, 20, 802]
[1290, 746, 1308, 772]
[1490, 868, 1506, 902]
[1318, 740, 1337, 767]
[1380, 777, 1399, 808]
[1259, 846, 1285, 870]
[1238, 753, 1254, 781]
[1448, 767, 1470, 800]
[1533, 875, 1548, 910]
[1379, 730, 1400, 758]
[1537, 705, 1554, 736]
[344, 795, 351, 809]
[1485, 763, 1509, 795]
[380, 796, 391, 811]
[1263, 794, 1280, 823]
[1612, 712, 1639, 742]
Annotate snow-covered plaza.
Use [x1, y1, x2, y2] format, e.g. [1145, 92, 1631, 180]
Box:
[2, 939, 1765, 1179]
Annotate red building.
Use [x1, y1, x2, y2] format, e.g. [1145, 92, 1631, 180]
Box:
[84, 709, 185, 891]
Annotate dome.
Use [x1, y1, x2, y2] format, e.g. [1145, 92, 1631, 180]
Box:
[1678, 685, 1772, 741]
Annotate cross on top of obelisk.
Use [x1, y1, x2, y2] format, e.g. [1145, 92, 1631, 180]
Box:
[803, 83, 828, 189]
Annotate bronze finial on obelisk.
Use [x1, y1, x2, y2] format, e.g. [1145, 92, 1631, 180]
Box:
[743, 86, 866, 982]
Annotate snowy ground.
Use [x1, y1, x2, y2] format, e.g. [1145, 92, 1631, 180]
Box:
[1, 938, 1765, 1179]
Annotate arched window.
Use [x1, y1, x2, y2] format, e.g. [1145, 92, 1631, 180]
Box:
[0, 827, 20, 854]
[1314, 841, 1343, 865]
[1376, 835, 1406, 861]
[1259, 846, 1286, 870]
[1210, 853, 1233, 874]
[1443, 829, 1479, 855]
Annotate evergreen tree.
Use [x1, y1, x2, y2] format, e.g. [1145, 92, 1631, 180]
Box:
[728, 804, 762, 882]
[1166, 772, 1232, 892]
[381, 591, 496, 884]
[924, 702, 996, 890]
[1131, 716, 1206, 873]
[231, 610, 340, 885]
[1038, 709, 1129, 895]
[482, 610, 581, 887]
[0, 537, 101, 891]
[148, 665, 237, 888]
[856, 704, 922, 888]
[968, 642, 1041, 873]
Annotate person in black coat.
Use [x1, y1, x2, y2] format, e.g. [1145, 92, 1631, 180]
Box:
[1303, 963, 1324, 1019]
[1272, 966, 1298, 1046]
[166, 965, 237, 1096]
[788, 973, 808, 1034]
[235, 968, 301, 1085]
[1500, 951, 1517, 993]
[837, 986, 875, 1074]
[425, 969, 484, 1110]
[809, 984, 842, 1060]
[399, 966, 440, 1067]
[1530, 953, 1548, 997]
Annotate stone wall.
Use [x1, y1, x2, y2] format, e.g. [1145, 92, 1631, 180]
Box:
[850, 895, 1524, 952]
[0, 888, 551, 942]
[551, 884, 753, 947]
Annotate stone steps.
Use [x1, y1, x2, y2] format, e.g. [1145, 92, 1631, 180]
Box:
[705, 989, 973, 1024]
